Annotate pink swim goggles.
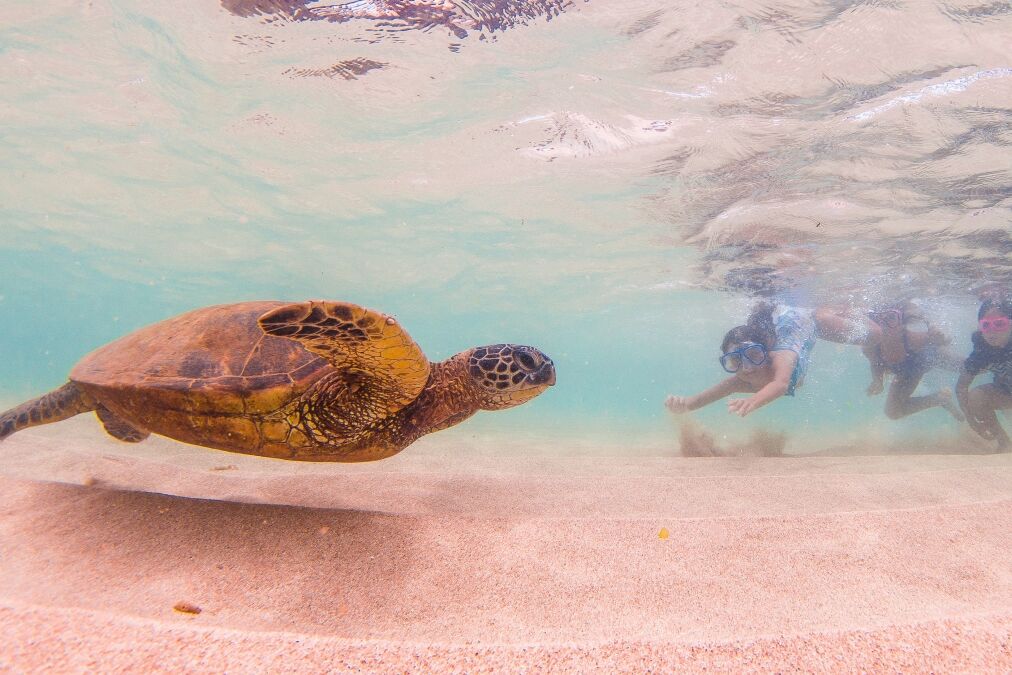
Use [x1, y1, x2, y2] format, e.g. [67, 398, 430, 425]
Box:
[979, 316, 1011, 333]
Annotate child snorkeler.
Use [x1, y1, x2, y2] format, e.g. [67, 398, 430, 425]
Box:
[665, 302, 816, 417]
[956, 296, 1012, 450]
[814, 300, 962, 420]
[859, 301, 964, 421]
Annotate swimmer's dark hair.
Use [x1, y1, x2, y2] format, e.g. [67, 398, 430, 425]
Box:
[721, 302, 777, 352]
[978, 296, 1012, 321]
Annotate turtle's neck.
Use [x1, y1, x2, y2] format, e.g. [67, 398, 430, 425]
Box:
[393, 351, 480, 445]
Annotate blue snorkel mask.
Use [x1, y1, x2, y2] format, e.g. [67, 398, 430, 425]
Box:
[720, 342, 768, 373]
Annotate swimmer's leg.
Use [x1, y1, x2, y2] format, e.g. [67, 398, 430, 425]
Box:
[967, 384, 1012, 449]
[814, 306, 875, 344]
[938, 389, 966, 422]
[884, 368, 963, 422]
[885, 369, 925, 419]
[814, 306, 905, 365]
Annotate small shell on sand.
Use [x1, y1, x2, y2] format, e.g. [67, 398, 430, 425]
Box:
[658, 527, 669, 539]
[173, 602, 202, 615]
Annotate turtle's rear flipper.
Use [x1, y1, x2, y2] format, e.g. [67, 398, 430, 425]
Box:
[95, 406, 150, 443]
[0, 382, 96, 441]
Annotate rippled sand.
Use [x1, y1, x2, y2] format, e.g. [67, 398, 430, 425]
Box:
[1, 421, 1010, 671]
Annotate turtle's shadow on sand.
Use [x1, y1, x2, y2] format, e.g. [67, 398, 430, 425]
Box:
[0, 480, 453, 635]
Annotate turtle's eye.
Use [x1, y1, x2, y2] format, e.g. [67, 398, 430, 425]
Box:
[515, 351, 538, 371]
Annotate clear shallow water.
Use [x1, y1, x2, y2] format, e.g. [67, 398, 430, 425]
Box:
[0, 0, 1009, 452]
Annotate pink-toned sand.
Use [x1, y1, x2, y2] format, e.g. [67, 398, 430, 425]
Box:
[1, 418, 1010, 672]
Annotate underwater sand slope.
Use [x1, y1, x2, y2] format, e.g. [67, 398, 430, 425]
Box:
[0, 423, 1010, 670]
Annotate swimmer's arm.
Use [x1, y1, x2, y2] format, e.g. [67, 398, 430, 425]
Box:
[869, 358, 886, 378]
[958, 339, 988, 426]
[670, 377, 750, 412]
[955, 369, 973, 407]
[863, 345, 886, 395]
[728, 350, 796, 417]
[955, 368, 981, 431]
[863, 344, 886, 377]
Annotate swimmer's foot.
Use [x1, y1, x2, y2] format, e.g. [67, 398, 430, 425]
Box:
[938, 389, 965, 423]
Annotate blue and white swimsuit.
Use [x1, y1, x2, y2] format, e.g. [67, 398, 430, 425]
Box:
[770, 306, 818, 396]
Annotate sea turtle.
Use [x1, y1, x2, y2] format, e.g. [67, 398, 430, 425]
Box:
[0, 300, 556, 462]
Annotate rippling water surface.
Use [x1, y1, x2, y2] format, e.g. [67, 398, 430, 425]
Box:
[1, 0, 1009, 450]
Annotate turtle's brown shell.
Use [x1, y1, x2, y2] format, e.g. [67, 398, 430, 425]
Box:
[69, 302, 333, 449]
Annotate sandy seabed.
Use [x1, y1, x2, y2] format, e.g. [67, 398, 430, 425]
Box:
[0, 418, 1009, 673]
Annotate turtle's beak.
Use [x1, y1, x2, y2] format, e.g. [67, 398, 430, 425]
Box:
[531, 360, 556, 387]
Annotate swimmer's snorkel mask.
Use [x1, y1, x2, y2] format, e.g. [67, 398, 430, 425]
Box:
[720, 342, 768, 373]
[872, 307, 930, 334]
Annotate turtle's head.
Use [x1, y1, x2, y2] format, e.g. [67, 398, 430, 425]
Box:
[466, 344, 556, 410]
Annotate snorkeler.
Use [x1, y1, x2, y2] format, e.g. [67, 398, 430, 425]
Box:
[956, 297, 1012, 450]
[859, 301, 964, 421]
[665, 302, 816, 417]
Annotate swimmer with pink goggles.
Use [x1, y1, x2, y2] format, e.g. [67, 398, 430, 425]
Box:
[979, 316, 1011, 334]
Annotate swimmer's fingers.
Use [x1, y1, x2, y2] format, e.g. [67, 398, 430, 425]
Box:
[665, 395, 690, 414]
[727, 397, 755, 417]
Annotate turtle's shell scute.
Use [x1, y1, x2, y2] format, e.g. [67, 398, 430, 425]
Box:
[70, 302, 330, 415]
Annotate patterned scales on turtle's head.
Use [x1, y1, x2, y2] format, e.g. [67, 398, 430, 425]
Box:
[467, 344, 556, 410]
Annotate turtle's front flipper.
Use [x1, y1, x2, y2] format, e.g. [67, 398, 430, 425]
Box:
[95, 406, 150, 443]
[0, 382, 96, 441]
[258, 301, 431, 415]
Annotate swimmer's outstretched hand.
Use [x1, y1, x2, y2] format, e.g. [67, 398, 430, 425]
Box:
[727, 396, 759, 417]
[665, 395, 690, 414]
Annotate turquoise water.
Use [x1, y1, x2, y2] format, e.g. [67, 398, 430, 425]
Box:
[1, 1, 1009, 452]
